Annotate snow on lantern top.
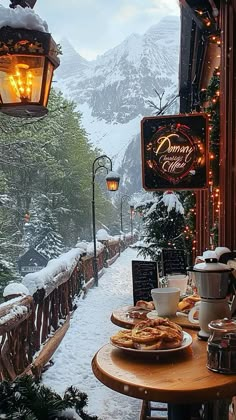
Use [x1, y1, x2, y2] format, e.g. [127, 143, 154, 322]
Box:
[0, 5, 48, 32]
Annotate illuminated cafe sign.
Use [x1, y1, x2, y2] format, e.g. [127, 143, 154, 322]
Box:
[141, 114, 208, 191]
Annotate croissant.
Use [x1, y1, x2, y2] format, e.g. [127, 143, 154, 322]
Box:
[178, 295, 200, 312]
[135, 300, 155, 311]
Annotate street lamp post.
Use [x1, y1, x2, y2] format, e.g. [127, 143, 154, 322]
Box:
[130, 204, 134, 240]
[92, 155, 120, 286]
[120, 194, 130, 233]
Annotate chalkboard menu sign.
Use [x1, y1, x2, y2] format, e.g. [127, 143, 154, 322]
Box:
[161, 249, 187, 276]
[132, 260, 158, 305]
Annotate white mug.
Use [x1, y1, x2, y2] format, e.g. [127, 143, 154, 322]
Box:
[188, 299, 231, 337]
[188, 302, 200, 325]
[151, 287, 180, 317]
[167, 274, 188, 296]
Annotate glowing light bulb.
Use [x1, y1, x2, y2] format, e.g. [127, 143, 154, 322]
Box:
[9, 63, 33, 102]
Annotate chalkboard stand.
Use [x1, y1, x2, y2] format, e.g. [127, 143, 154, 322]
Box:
[160, 249, 187, 277]
[132, 260, 159, 305]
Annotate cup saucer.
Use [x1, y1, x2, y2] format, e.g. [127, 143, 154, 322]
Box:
[146, 310, 158, 319]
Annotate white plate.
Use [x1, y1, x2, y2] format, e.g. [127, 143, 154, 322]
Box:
[147, 310, 188, 319]
[111, 331, 192, 354]
[146, 310, 159, 319]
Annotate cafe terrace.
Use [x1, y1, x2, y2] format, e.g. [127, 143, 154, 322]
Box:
[0, 1, 236, 420]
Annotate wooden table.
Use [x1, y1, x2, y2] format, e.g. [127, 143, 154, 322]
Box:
[111, 305, 200, 330]
[92, 331, 236, 419]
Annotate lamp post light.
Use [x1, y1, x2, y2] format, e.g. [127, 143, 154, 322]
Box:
[130, 203, 134, 240]
[120, 194, 130, 233]
[92, 155, 120, 286]
[0, 0, 60, 117]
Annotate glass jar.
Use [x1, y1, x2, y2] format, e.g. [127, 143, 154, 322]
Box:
[207, 319, 236, 374]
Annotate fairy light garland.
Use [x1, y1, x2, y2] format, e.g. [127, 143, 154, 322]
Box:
[200, 59, 220, 248]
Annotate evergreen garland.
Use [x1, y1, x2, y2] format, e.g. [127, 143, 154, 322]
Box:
[205, 69, 220, 185]
[0, 375, 100, 420]
[200, 68, 220, 246]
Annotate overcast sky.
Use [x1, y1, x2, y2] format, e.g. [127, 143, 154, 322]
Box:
[0, 0, 180, 60]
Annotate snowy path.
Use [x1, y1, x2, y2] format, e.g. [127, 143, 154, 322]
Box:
[42, 247, 145, 420]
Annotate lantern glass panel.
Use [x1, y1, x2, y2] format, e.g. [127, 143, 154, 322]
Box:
[0, 55, 45, 104]
[43, 61, 54, 106]
[106, 179, 119, 191]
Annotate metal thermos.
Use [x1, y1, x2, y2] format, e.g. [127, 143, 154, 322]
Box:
[187, 258, 233, 339]
[187, 258, 232, 299]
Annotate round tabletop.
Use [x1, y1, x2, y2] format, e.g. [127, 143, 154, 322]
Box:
[111, 305, 200, 330]
[92, 331, 236, 404]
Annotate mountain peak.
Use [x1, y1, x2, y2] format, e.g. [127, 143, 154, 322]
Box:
[56, 37, 90, 80]
[146, 16, 180, 40]
[55, 21, 180, 172]
[59, 37, 87, 61]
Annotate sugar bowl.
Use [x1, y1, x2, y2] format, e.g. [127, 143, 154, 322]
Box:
[207, 318, 236, 374]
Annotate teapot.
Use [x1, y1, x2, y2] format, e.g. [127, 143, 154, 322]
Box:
[187, 258, 233, 299]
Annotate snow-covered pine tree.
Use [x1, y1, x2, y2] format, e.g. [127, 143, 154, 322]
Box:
[21, 211, 38, 251]
[0, 256, 16, 302]
[25, 194, 65, 260]
[34, 206, 64, 260]
[136, 191, 186, 261]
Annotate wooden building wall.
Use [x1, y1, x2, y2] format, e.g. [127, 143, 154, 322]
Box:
[219, 0, 236, 250]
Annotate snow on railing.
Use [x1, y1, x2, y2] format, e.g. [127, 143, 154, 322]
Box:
[0, 235, 136, 380]
[22, 248, 84, 297]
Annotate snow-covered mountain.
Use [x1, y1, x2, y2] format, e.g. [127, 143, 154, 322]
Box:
[55, 16, 180, 193]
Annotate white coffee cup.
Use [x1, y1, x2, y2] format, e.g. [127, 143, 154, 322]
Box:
[167, 274, 188, 296]
[151, 287, 180, 317]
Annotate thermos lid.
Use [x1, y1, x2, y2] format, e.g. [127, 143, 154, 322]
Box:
[192, 258, 232, 273]
[208, 318, 236, 332]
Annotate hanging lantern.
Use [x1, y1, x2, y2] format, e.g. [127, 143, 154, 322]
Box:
[105, 171, 120, 191]
[0, 25, 60, 117]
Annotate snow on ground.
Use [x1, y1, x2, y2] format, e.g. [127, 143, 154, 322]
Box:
[42, 247, 145, 420]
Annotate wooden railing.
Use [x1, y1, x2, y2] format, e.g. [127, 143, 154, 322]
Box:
[100, 239, 121, 267]
[0, 236, 136, 381]
[0, 295, 34, 381]
[0, 263, 82, 381]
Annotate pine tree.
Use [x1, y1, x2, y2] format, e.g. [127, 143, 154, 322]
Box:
[0, 257, 16, 302]
[0, 375, 100, 420]
[136, 191, 186, 261]
[0, 87, 121, 266]
[34, 206, 64, 260]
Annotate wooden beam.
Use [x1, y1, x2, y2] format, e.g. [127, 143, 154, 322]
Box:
[31, 315, 70, 379]
[219, 0, 236, 249]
